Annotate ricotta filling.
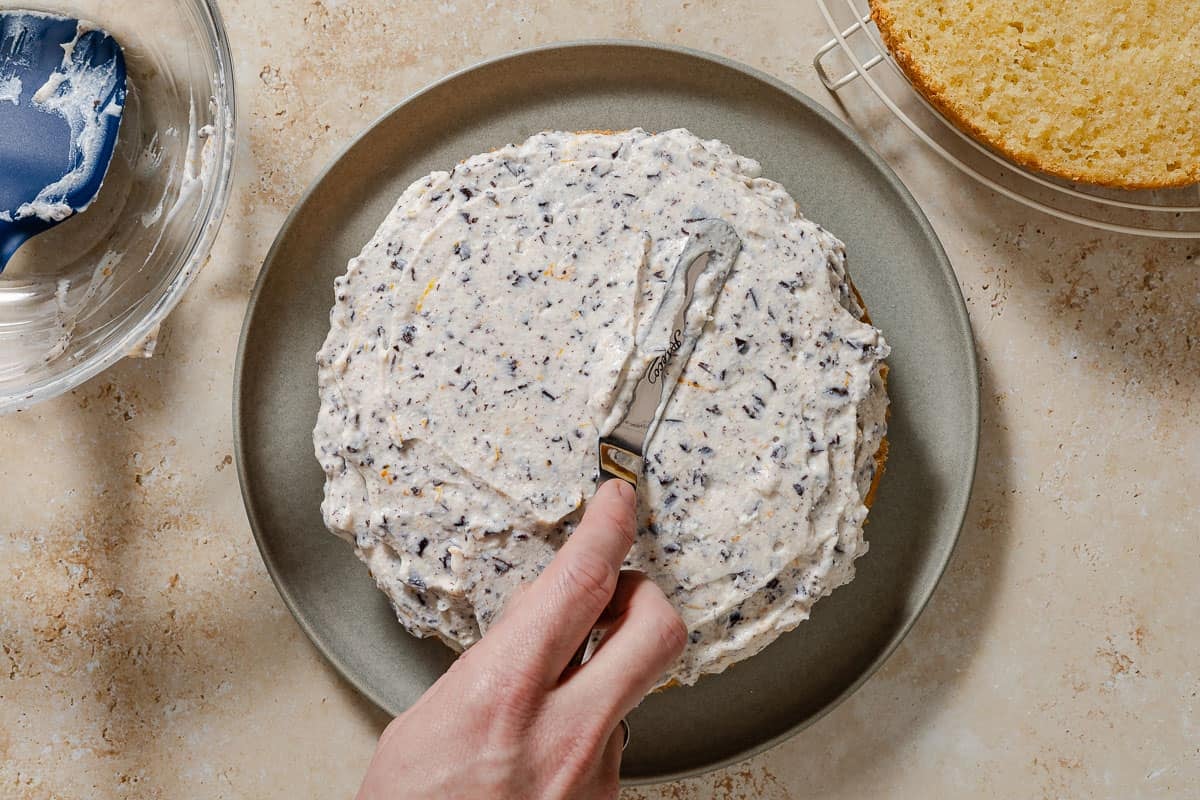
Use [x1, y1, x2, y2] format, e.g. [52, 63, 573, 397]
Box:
[315, 128, 890, 686]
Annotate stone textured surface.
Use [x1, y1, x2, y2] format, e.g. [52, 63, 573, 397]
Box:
[2, 1, 1198, 798]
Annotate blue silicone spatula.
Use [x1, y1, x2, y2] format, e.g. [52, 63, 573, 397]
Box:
[0, 11, 126, 271]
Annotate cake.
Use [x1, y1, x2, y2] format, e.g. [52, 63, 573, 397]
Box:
[870, 0, 1200, 189]
[313, 128, 891, 686]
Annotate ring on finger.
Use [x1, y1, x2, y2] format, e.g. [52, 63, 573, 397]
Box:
[619, 718, 630, 751]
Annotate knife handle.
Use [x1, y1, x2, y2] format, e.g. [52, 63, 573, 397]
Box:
[598, 440, 642, 487]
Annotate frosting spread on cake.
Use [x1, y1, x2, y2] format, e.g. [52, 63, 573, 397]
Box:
[314, 128, 890, 686]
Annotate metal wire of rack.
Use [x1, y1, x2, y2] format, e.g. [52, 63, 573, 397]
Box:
[813, 0, 1200, 239]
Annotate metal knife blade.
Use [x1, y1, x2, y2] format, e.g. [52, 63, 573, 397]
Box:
[598, 219, 743, 486]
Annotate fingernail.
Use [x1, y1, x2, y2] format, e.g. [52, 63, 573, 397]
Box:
[611, 479, 636, 502]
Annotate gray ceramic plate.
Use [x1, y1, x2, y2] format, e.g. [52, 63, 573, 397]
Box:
[235, 41, 979, 784]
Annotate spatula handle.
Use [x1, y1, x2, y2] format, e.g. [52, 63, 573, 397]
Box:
[0, 221, 30, 272]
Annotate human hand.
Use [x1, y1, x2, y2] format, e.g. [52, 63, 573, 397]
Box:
[357, 479, 688, 800]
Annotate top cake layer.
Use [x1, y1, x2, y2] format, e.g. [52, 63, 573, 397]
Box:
[872, 0, 1200, 188]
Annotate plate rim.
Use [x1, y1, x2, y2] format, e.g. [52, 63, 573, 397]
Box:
[234, 38, 981, 784]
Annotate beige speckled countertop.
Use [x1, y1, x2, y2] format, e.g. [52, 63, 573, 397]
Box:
[2, 2, 1199, 798]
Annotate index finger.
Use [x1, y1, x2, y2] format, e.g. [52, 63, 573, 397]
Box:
[482, 479, 637, 686]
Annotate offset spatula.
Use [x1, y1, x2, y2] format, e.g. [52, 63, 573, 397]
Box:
[569, 220, 742, 678]
[0, 11, 127, 270]
[567, 221, 742, 682]
[598, 219, 743, 486]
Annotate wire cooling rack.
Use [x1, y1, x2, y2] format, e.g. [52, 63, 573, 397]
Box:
[813, 0, 1200, 239]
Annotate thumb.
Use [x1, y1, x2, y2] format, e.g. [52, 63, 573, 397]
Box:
[482, 479, 638, 685]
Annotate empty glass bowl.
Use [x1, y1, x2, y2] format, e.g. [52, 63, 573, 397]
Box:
[0, 0, 235, 412]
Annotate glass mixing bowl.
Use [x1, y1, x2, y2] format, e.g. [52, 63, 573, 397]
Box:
[0, 0, 235, 412]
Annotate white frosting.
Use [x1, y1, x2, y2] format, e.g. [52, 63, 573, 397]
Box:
[43, 250, 121, 363]
[13, 18, 124, 223]
[315, 129, 890, 686]
[0, 75, 21, 106]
